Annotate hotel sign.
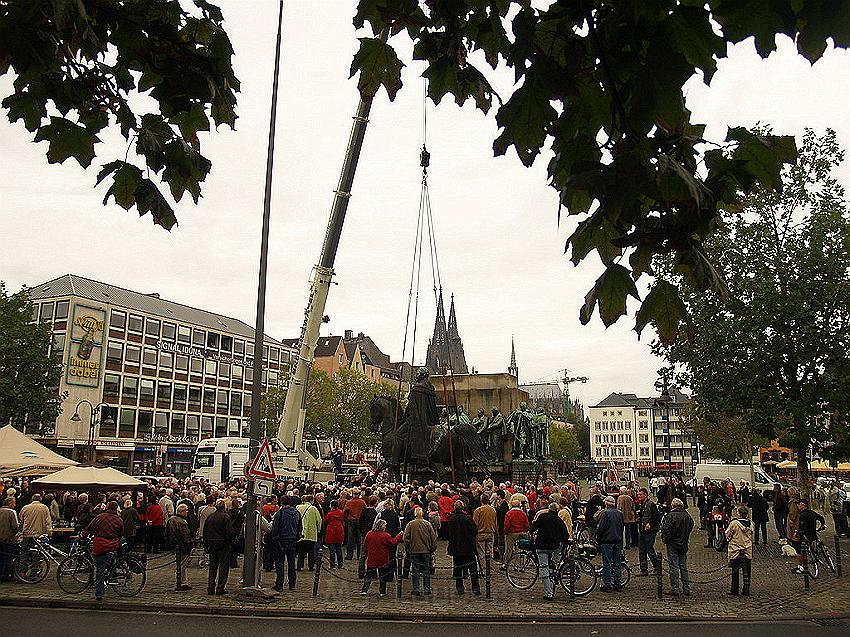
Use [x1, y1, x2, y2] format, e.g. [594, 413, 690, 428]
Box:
[66, 305, 105, 387]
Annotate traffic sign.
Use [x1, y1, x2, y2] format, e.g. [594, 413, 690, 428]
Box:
[255, 479, 273, 496]
[246, 439, 276, 480]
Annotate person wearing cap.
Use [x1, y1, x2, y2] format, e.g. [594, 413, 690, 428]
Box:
[595, 495, 625, 592]
[661, 497, 694, 596]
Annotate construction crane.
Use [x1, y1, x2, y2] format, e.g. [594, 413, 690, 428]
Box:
[562, 371, 589, 422]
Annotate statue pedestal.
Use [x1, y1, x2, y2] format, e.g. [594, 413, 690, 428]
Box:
[511, 459, 540, 483]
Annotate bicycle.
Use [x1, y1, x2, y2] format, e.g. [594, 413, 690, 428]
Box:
[57, 547, 146, 597]
[571, 541, 632, 587]
[804, 531, 836, 580]
[14, 534, 77, 584]
[504, 537, 598, 596]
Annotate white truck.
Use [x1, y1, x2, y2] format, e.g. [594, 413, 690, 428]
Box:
[694, 462, 783, 497]
[192, 437, 333, 483]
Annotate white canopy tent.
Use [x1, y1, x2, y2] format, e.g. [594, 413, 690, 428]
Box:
[0, 425, 79, 477]
[32, 466, 146, 491]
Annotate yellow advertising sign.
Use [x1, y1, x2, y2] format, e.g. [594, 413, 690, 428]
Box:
[66, 305, 105, 387]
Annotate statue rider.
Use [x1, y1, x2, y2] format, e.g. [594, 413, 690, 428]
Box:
[404, 367, 439, 464]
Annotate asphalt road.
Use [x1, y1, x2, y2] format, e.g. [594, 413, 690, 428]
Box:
[0, 607, 845, 637]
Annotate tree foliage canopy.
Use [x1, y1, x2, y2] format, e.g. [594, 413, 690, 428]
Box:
[261, 366, 395, 451]
[0, 282, 65, 427]
[0, 0, 238, 229]
[548, 424, 581, 463]
[654, 129, 850, 483]
[350, 0, 849, 337]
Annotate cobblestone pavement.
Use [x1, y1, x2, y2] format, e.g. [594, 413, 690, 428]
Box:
[1, 509, 848, 620]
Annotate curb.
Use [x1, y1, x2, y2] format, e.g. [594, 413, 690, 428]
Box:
[1, 596, 848, 623]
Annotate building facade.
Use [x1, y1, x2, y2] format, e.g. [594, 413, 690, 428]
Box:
[519, 382, 564, 420]
[589, 389, 697, 474]
[27, 274, 293, 475]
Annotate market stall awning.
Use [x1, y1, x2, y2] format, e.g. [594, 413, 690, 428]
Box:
[32, 466, 146, 491]
[0, 425, 79, 477]
[810, 460, 850, 472]
[776, 460, 797, 469]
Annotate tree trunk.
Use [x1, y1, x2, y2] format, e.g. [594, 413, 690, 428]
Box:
[796, 448, 812, 500]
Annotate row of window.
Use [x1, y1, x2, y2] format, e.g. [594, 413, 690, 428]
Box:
[33, 300, 294, 365]
[103, 374, 254, 415]
[104, 340, 283, 385]
[594, 433, 634, 444]
[108, 309, 289, 363]
[35, 300, 70, 322]
[99, 407, 245, 440]
[655, 448, 693, 458]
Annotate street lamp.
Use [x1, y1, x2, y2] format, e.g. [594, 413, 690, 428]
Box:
[70, 400, 113, 465]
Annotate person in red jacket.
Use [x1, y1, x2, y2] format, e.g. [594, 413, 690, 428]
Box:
[360, 519, 402, 596]
[145, 496, 164, 554]
[502, 498, 530, 567]
[437, 490, 455, 539]
[323, 500, 345, 569]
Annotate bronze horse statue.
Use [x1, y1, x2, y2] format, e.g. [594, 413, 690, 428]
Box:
[369, 394, 490, 482]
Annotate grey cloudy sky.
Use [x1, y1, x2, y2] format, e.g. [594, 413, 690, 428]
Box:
[1, 1, 849, 410]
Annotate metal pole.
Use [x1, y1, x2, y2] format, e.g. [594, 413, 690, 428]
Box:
[656, 554, 663, 599]
[396, 549, 403, 599]
[175, 545, 181, 591]
[485, 552, 491, 599]
[312, 544, 323, 597]
[802, 544, 810, 589]
[243, 0, 284, 590]
[568, 556, 575, 600]
[835, 534, 842, 577]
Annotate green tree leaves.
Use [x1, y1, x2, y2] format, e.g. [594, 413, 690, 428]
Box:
[579, 264, 640, 328]
[348, 0, 849, 339]
[350, 37, 404, 100]
[0, 283, 65, 428]
[0, 0, 238, 229]
[655, 129, 850, 477]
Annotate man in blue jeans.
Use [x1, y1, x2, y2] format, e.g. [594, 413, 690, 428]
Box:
[661, 497, 695, 596]
[595, 495, 624, 592]
[86, 500, 124, 601]
[271, 496, 302, 592]
[531, 502, 570, 600]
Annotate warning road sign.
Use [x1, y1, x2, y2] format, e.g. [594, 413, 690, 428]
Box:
[246, 439, 276, 480]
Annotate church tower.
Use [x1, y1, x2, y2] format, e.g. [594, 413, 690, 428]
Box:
[508, 336, 519, 381]
[446, 294, 468, 374]
[425, 289, 469, 374]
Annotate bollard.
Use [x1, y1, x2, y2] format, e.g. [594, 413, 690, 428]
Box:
[485, 553, 492, 600]
[656, 554, 663, 599]
[396, 550, 403, 600]
[802, 544, 810, 590]
[312, 544, 323, 597]
[568, 556, 576, 601]
[175, 546, 181, 591]
[835, 535, 843, 577]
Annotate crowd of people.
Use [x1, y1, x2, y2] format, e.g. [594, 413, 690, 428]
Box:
[0, 470, 844, 603]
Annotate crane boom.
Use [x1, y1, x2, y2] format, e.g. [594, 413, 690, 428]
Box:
[274, 72, 381, 475]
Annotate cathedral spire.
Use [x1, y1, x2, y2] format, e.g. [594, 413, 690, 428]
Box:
[431, 288, 447, 346]
[508, 336, 518, 380]
[447, 293, 459, 340]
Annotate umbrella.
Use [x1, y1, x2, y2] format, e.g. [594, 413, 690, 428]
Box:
[0, 425, 79, 477]
[33, 466, 146, 491]
[760, 460, 779, 466]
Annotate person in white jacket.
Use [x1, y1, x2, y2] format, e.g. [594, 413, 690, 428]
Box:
[725, 506, 753, 596]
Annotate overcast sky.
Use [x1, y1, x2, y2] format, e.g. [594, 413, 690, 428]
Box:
[1, 2, 848, 409]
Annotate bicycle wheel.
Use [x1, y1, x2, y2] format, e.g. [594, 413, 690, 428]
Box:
[14, 549, 49, 584]
[505, 551, 538, 589]
[819, 544, 836, 574]
[808, 557, 820, 579]
[57, 555, 94, 594]
[576, 528, 592, 544]
[620, 561, 632, 587]
[110, 556, 146, 597]
[557, 557, 597, 597]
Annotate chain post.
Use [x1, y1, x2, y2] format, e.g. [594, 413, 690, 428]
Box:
[569, 556, 576, 601]
[396, 549, 403, 599]
[485, 552, 492, 600]
[802, 544, 810, 590]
